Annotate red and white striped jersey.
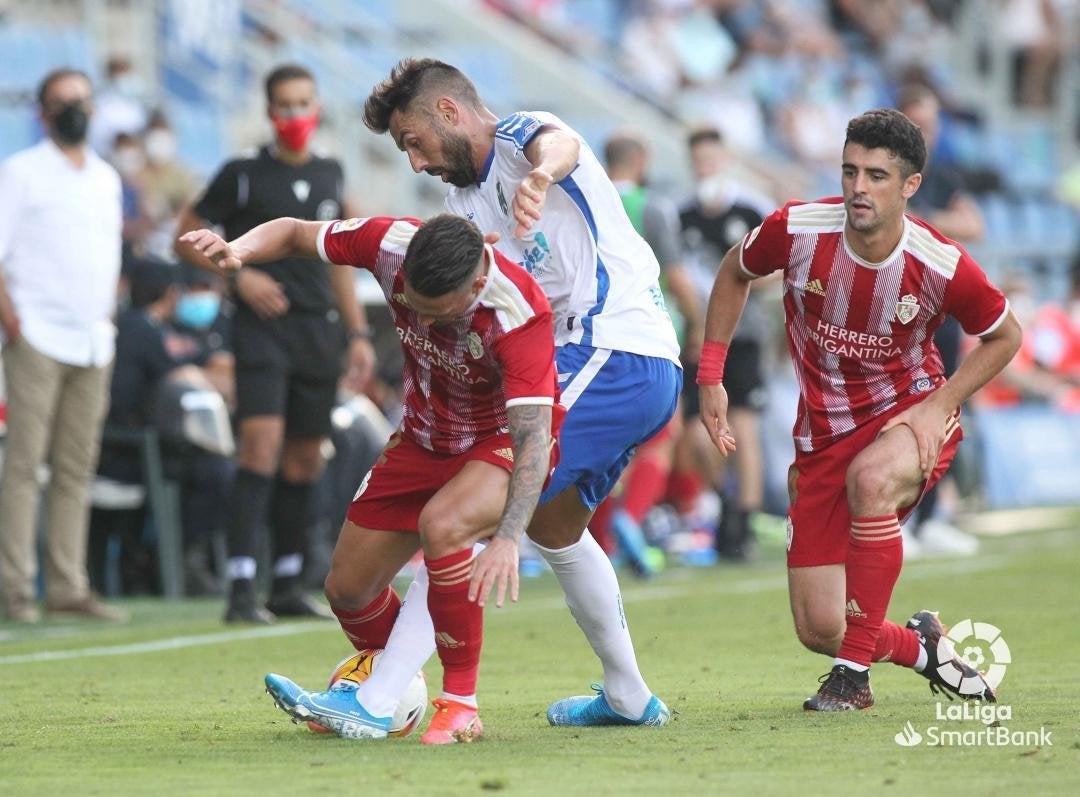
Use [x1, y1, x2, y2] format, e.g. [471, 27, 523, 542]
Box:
[740, 198, 1009, 453]
[318, 216, 563, 455]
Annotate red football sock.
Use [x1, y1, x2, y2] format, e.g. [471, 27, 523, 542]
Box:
[837, 515, 903, 667]
[666, 468, 702, 516]
[590, 497, 617, 555]
[874, 620, 922, 667]
[622, 456, 670, 524]
[426, 549, 483, 697]
[332, 586, 401, 652]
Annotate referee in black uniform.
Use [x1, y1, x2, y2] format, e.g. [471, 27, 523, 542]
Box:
[177, 64, 375, 623]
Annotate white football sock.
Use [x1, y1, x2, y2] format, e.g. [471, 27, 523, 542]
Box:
[833, 658, 869, 672]
[441, 691, 477, 708]
[913, 646, 928, 672]
[355, 565, 435, 718]
[533, 530, 651, 718]
[354, 542, 485, 718]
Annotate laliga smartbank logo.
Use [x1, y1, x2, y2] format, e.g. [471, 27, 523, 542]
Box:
[893, 619, 1053, 749]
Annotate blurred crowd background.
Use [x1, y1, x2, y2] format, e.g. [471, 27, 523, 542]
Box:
[0, 0, 1077, 605]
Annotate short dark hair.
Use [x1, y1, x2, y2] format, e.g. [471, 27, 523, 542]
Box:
[603, 133, 646, 171]
[403, 214, 485, 297]
[129, 258, 180, 308]
[265, 63, 315, 104]
[364, 58, 482, 133]
[37, 67, 91, 107]
[687, 127, 723, 150]
[844, 108, 926, 177]
[896, 83, 939, 114]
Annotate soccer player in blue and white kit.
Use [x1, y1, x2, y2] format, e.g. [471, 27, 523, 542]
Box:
[354, 58, 682, 729]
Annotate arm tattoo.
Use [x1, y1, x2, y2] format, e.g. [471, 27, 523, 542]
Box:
[495, 403, 553, 542]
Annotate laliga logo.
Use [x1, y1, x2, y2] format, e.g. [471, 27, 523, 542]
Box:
[937, 619, 1011, 692]
[894, 721, 923, 747]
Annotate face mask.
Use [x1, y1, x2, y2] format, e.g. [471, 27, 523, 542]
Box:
[113, 72, 143, 98]
[52, 102, 89, 145]
[144, 129, 177, 165]
[176, 292, 221, 329]
[272, 113, 319, 152]
[113, 146, 145, 178]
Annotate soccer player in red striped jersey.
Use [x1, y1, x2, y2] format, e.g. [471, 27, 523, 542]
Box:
[697, 108, 1021, 710]
[182, 213, 562, 741]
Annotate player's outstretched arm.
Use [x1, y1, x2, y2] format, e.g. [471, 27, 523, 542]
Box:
[178, 218, 325, 271]
[469, 403, 553, 609]
[698, 244, 754, 455]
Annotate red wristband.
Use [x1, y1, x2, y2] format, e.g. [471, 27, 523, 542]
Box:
[696, 340, 729, 385]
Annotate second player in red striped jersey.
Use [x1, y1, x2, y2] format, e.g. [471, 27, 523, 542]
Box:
[698, 108, 1020, 711]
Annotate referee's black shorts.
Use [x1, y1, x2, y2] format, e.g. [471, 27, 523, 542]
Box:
[682, 338, 766, 417]
[232, 305, 344, 438]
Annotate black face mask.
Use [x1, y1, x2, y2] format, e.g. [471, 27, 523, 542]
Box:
[51, 102, 89, 145]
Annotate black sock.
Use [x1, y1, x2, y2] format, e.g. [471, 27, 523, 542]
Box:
[227, 469, 274, 563]
[270, 478, 314, 595]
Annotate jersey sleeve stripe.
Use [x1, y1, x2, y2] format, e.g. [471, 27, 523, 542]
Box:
[970, 299, 1011, 337]
[555, 172, 610, 347]
[486, 272, 536, 329]
[315, 220, 335, 263]
[505, 396, 555, 407]
[382, 219, 419, 254]
[906, 225, 960, 277]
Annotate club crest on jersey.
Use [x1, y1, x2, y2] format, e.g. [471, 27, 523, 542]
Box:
[497, 182, 509, 216]
[332, 217, 364, 234]
[466, 331, 484, 359]
[292, 180, 310, 203]
[895, 294, 920, 324]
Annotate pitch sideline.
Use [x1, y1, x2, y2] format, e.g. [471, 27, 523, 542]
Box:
[0, 556, 1008, 666]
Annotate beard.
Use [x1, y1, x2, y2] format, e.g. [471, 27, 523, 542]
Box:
[432, 128, 479, 188]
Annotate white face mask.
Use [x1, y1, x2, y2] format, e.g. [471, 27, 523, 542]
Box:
[144, 129, 177, 165]
[113, 146, 145, 178]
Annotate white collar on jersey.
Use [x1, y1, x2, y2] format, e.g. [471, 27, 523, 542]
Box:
[465, 244, 497, 313]
[842, 216, 911, 270]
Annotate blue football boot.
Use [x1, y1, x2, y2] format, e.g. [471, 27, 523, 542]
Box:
[291, 681, 392, 740]
[265, 673, 305, 718]
[547, 684, 671, 727]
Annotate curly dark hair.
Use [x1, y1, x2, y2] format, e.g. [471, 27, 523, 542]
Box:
[364, 58, 482, 134]
[844, 108, 926, 177]
[403, 213, 485, 298]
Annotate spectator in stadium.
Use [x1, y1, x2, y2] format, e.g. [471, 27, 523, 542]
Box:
[89, 55, 148, 156]
[0, 68, 126, 622]
[899, 83, 987, 557]
[999, 0, 1065, 108]
[140, 112, 199, 261]
[1028, 256, 1080, 411]
[90, 258, 233, 597]
[176, 63, 375, 624]
[597, 129, 699, 576]
[697, 108, 1020, 710]
[183, 213, 561, 745]
[677, 127, 778, 561]
[359, 58, 680, 729]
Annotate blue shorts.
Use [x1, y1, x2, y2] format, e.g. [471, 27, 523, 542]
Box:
[540, 344, 682, 510]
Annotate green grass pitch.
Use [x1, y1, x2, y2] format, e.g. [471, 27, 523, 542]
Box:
[2, 526, 1078, 796]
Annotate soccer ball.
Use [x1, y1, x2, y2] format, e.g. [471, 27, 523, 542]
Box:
[308, 649, 428, 738]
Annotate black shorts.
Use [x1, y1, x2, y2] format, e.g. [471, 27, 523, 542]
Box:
[232, 306, 344, 438]
[682, 339, 766, 416]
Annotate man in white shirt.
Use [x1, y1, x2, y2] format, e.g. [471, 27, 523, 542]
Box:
[0, 68, 127, 622]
